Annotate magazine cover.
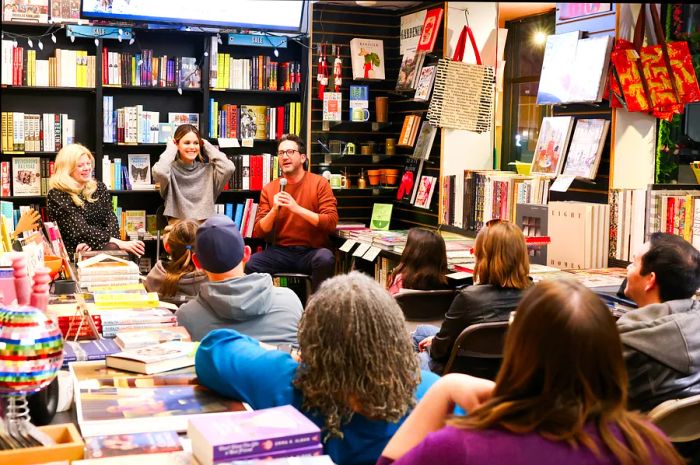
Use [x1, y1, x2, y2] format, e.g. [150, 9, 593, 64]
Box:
[12, 156, 41, 196]
[561, 119, 610, 179]
[414, 175, 437, 209]
[412, 121, 437, 160]
[239, 105, 267, 139]
[168, 113, 199, 130]
[530, 116, 574, 177]
[413, 65, 437, 102]
[84, 431, 183, 459]
[349, 38, 385, 80]
[127, 154, 151, 187]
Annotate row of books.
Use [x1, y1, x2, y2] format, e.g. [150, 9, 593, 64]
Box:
[101, 48, 201, 89]
[209, 36, 302, 92]
[208, 101, 302, 140]
[1, 157, 55, 197]
[1, 111, 76, 152]
[398, 114, 423, 148]
[440, 171, 551, 232]
[223, 153, 280, 192]
[1, 43, 96, 88]
[109, 200, 160, 241]
[102, 153, 155, 191]
[214, 199, 259, 238]
[547, 201, 610, 270]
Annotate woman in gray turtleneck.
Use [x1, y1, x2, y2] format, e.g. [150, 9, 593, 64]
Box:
[153, 124, 235, 223]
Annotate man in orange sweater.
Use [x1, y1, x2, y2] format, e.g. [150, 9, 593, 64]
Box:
[246, 134, 338, 292]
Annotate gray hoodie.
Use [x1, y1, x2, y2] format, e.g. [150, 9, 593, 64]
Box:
[617, 298, 700, 411]
[144, 260, 208, 306]
[175, 272, 302, 343]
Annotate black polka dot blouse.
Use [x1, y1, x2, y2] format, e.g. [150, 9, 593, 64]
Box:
[47, 181, 120, 254]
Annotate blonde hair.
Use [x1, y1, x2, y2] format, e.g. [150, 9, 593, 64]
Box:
[474, 221, 530, 289]
[160, 220, 199, 297]
[49, 143, 98, 207]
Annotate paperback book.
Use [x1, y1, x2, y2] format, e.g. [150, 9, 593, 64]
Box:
[414, 175, 437, 209]
[322, 92, 342, 122]
[416, 7, 444, 53]
[239, 105, 267, 140]
[395, 48, 423, 91]
[561, 119, 610, 180]
[115, 326, 191, 350]
[12, 156, 41, 196]
[530, 116, 575, 177]
[413, 65, 437, 102]
[84, 431, 183, 459]
[168, 112, 199, 130]
[348, 85, 369, 121]
[127, 154, 152, 188]
[105, 341, 197, 374]
[188, 405, 321, 465]
[412, 121, 437, 160]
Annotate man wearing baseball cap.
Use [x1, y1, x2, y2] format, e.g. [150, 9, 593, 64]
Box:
[176, 215, 303, 342]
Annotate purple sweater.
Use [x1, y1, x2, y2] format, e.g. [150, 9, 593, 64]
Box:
[377, 424, 670, 465]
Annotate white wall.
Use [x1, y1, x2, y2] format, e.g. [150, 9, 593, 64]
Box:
[442, 2, 499, 176]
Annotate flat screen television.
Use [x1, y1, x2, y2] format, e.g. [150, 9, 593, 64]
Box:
[80, 0, 307, 32]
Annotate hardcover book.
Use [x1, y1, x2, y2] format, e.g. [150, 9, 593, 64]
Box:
[12, 156, 41, 196]
[322, 92, 342, 122]
[239, 105, 267, 140]
[115, 326, 191, 350]
[400, 9, 427, 55]
[188, 405, 321, 465]
[395, 48, 421, 91]
[105, 341, 197, 374]
[84, 431, 183, 459]
[416, 7, 444, 53]
[168, 113, 199, 130]
[536, 31, 581, 105]
[414, 175, 437, 209]
[349, 38, 385, 80]
[561, 119, 610, 180]
[412, 121, 437, 161]
[530, 116, 574, 177]
[62, 339, 123, 368]
[413, 65, 437, 102]
[124, 210, 147, 238]
[127, 154, 152, 188]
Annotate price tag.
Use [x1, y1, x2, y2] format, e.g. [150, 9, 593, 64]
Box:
[218, 138, 240, 148]
[352, 243, 371, 257]
[549, 175, 575, 192]
[362, 246, 382, 262]
[242, 138, 255, 148]
[339, 240, 356, 253]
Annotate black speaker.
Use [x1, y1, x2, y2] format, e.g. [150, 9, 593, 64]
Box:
[686, 103, 700, 143]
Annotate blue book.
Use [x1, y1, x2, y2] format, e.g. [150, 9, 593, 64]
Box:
[225, 203, 234, 220]
[234, 203, 244, 230]
[114, 158, 122, 190]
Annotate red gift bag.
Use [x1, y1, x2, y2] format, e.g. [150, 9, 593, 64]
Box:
[609, 6, 651, 113]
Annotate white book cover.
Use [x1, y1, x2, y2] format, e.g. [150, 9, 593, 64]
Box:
[536, 31, 581, 105]
[400, 9, 427, 55]
[413, 65, 437, 102]
[12, 156, 41, 196]
[349, 38, 385, 80]
[168, 112, 199, 130]
[323, 92, 342, 122]
[568, 35, 613, 103]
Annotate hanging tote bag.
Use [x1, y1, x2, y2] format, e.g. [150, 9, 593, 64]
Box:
[427, 25, 495, 134]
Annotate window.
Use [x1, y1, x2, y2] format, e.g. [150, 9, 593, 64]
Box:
[501, 12, 555, 169]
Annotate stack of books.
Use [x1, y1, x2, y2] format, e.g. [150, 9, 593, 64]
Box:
[77, 254, 141, 289]
[188, 405, 322, 465]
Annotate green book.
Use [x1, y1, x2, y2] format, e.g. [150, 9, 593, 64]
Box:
[370, 203, 393, 230]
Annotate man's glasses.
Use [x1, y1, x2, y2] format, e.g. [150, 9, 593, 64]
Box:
[277, 149, 300, 157]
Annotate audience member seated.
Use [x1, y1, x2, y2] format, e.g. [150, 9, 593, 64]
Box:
[387, 228, 449, 295]
[414, 220, 530, 374]
[152, 124, 235, 223]
[378, 279, 684, 465]
[47, 143, 145, 256]
[246, 134, 338, 292]
[176, 215, 302, 343]
[145, 219, 208, 306]
[619, 232, 700, 412]
[195, 272, 439, 465]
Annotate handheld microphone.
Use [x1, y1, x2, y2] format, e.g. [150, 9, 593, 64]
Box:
[279, 178, 288, 192]
[137, 228, 145, 242]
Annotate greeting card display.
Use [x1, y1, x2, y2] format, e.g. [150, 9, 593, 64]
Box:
[530, 116, 574, 177]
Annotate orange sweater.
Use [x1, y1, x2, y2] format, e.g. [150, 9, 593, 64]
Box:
[253, 172, 338, 248]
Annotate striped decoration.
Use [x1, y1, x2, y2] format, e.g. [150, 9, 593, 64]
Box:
[0, 305, 64, 395]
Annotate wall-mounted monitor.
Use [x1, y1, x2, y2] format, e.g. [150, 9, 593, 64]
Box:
[80, 0, 307, 32]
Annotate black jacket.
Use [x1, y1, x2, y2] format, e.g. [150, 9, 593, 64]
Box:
[429, 284, 524, 372]
[618, 298, 700, 412]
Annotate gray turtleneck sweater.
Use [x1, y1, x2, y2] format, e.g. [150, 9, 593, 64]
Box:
[153, 139, 235, 221]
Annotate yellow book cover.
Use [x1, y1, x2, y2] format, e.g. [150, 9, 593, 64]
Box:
[295, 102, 301, 136]
[290, 102, 296, 136]
[94, 292, 160, 309]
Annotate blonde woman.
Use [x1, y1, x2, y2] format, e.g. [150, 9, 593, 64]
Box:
[47, 143, 144, 256]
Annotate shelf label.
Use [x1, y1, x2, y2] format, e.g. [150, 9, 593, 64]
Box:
[227, 33, 287, 48]
[362, 246, 382, 262]
[339, 240, 356, 253]
[67, 25, 133, 40]
[352, 242, 371, 257]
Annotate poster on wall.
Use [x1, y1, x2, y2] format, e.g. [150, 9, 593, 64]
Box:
[558, 3, 612, 21]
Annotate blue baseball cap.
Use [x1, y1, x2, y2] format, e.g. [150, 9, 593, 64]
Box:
[195, 215, 244, 273]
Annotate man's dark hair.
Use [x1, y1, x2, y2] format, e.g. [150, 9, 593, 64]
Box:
[641, 232, 700, 301]
[278, 133, 306, 155]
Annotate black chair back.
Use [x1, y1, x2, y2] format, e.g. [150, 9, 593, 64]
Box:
[443, 321, 510, 380]
[394, 289, 457, 321]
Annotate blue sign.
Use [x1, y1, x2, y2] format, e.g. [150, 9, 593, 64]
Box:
[227, 33, 287, 48]
[66, 25, 133, 40]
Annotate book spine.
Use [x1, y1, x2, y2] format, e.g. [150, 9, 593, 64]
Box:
[212, 433, 321, 461]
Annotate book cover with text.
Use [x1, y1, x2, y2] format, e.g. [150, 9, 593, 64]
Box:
[12, 156, 41, 196]
[127, 154, 151, 187]
[350, 38, 385, 80]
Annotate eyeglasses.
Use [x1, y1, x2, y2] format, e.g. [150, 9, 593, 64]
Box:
[277, 149, 300, 157]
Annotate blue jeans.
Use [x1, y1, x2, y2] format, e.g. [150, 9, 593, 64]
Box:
[245, 245, 335, 292]
[412, 324, 440, 371]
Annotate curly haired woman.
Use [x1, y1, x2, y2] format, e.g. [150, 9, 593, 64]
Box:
[195, 271, 439, 465]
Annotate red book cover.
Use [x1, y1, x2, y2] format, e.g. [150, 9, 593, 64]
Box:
[1, 162, 10, 197]
[417, 8, 444, 53]
[276, 106, 284, 140]
[102, 47, 108, 84]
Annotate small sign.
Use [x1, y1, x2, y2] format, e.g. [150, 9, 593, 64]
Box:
[549, 175, 575, 192]
[66, 25, 133, 40]
[353, 243, 371, 257]
[339, 240, 356, 253]
[362, 246, 382, 262]
[228, 33, 287, 48]
[218, 138, 240, 148]
[241, 138, 255, 148]
[370, 203, 393, 230]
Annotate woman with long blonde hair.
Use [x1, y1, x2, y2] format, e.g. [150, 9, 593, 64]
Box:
[414, 220, 530, 374]
[145, 219, 207, 305]
[47, 143, 144, 256]
[381, 280, 684, 465]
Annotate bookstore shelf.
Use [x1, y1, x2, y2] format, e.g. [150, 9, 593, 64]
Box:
[1, 86, 95, 92]
[209, 88, 301, 96]
[108, 190, 160, 194]
[321, 120, 392, 132]
[4, 195, 46, 200]
[1, 151, 59, 155]
[102, 85, 203, 92]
